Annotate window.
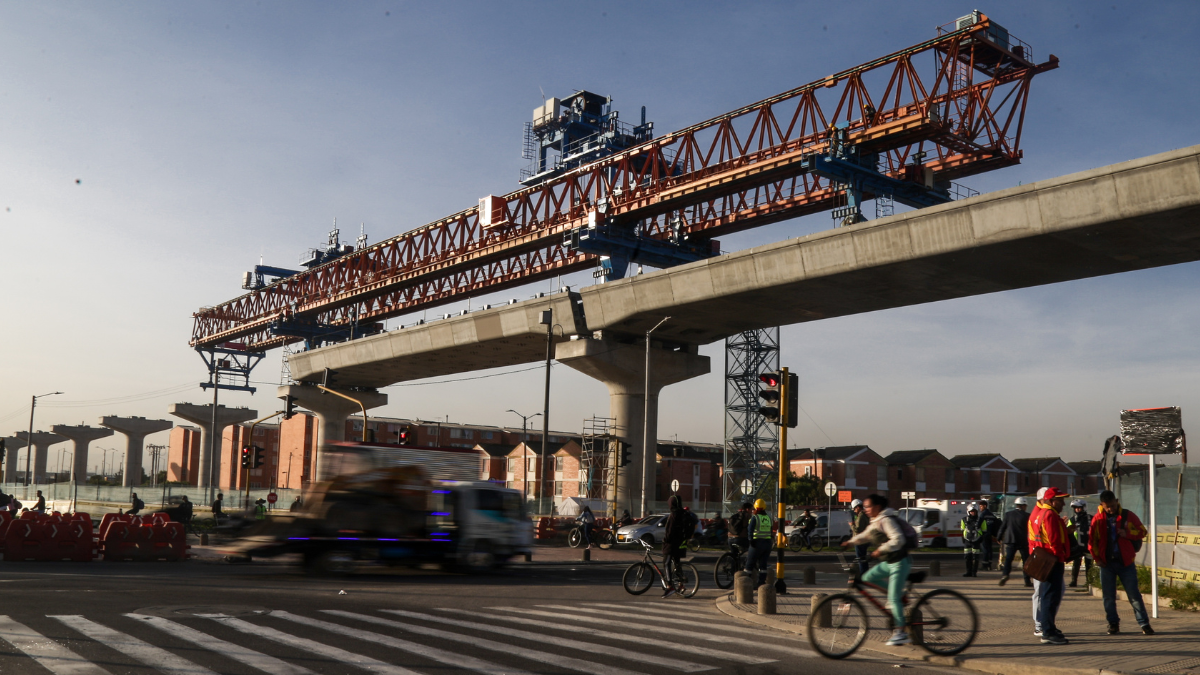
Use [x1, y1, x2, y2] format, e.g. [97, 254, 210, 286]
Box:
[877, 466, 886, 486]
[897, 469, 903, 480]
[450, 428, 473, 440]
[528, 458, 536, 473]
[555, 456, 564, 472]
[554, 481, 563, 496]
[916, 467, 926, 482]
[507, 457, 517, 472]
[804, 466, 812, 476]
[482, 431, 494, 440]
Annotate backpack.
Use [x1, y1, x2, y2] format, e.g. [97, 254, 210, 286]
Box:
[729, 511, 747, 536]
[889, 515, 920, 550]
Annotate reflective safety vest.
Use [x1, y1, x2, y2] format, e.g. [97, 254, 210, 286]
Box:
[750, 514, 773, 540]
[255, 504, 267, 520]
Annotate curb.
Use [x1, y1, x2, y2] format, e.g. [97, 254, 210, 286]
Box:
[713, 593, 1138, 675]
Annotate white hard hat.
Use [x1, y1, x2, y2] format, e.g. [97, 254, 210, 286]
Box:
[1070, 499, 1087, 508]
[1036, 487, 1048, 500]
[1014, 497, 1029, 505]
[968, 503, 978, 512]
[850, 499, 863, 509]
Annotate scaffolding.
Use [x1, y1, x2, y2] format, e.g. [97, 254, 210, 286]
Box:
[580, 416, 617, 515]
[723, 328, 780, 515]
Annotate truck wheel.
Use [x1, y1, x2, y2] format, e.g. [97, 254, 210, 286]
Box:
[307, 549, 355, 576]
[464, 541, 496, 574]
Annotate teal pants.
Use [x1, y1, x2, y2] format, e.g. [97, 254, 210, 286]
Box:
[862, 555, 912, 629]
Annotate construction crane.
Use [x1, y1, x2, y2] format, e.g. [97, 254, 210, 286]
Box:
[192, 11, 1057, 353]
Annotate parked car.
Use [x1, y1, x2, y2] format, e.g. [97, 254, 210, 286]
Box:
[615, 514, 667, 546]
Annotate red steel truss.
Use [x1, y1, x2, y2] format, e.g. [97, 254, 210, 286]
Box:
[193, 14, 1057, 351]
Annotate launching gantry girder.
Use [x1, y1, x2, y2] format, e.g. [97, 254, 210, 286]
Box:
[192, 11, 1057, 352]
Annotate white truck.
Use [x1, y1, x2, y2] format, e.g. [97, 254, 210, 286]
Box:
[896, 498, 973, 548]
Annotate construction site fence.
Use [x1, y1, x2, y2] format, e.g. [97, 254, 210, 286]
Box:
[1117, 464, 1200, 528]
[0, 482, 305, 514]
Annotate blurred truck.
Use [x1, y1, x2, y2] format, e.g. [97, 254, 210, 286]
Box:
[218, 441, 533, 574]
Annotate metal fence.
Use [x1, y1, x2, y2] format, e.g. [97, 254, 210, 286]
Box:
[0, 482, 304, 514]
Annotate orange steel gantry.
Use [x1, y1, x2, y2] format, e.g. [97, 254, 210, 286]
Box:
[192, 12, 1057, 352]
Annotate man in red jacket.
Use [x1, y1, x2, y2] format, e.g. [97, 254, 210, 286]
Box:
[1028, 487, 1070, 645]
[1089, 490, 1153, 635]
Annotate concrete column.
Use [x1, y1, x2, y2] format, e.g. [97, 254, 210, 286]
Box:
[556, 337, 709, 516]
[277, 385, 387, 482]
[14, 431, 67, 484]
[51, 425, 114, 483]
[2, 436, 28, 484]
[97, 417, 173, 487]
[167, 405, 256, 489]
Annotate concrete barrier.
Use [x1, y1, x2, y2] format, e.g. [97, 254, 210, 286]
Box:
[734, 571, 753, 604]
[811, 593, 831, 627]
[757, 571, 777, 615]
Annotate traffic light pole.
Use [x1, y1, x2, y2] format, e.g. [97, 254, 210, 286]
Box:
[775, 367, 789, 587]
[245, 411, 284, 512]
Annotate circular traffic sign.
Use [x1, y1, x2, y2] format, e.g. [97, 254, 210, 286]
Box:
[740, 479, 754, 495]
[824, 482, 837, 497]
[267, 492, 278, 504]
[670, 479, 680, 493]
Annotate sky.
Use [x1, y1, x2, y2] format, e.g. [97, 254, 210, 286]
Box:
[2, 1, 1199, 475]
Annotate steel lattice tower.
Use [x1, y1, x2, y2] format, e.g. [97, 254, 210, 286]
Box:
[723, 328, 779, 514]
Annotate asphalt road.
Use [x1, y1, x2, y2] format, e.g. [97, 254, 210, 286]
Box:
[0, 555, 959, 675]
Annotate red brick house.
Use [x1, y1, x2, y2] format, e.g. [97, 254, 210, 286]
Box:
[655, 442, 723, 509]
[787, 446, 889, 500]
[950, 454, 1020, 496]
[884, 450, 957, 503]
[1066, 460, 1103, 495]
[167, 426, 201, 484]
[1011, 458, 1077, 493]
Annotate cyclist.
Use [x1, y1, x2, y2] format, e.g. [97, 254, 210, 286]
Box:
[744, 498, 775, 588]
[849, 498, 870, 575]
[729, 502, 753, 556]
[842, 493, 913, 646]
[797, 509, 818, 547]
[576, 505, 595, 550]
[661, 495, 689, 598]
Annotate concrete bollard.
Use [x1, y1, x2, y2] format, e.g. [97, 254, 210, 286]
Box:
[758, 571, 777, 615]
[928, 560, 940, 577]
[581, 548, 590, 562]
[803, 565, 816, 584]
[199, 533, 208, 546]
[811, 593, 831, 627]
[734, 572, 753, 604]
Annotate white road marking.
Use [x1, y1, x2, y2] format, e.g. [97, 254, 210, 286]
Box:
[331, 609, 653, 675]
[0, 615, 108, 675]
[539, 604, 767, 635]
[437, 608, 773, 665]
[272, 610, 537, 675]
[584, 602, 727, 618]
[198, 614, 421, 675]
[127, 613, 316, 675]
[50, 615, 216, 675]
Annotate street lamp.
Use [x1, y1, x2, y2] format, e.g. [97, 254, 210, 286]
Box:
[507, 409, 541, 503]
[25, 391, 63, 486]
[641, 316, 670, 518]
[537, 309, 560, 505]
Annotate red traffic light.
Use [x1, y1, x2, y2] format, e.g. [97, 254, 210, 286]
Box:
[759, 374, 779, 387]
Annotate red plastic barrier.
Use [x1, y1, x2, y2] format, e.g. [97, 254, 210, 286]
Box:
[4, 519, 46, 561]
[99, 514, 188, 562]
[0, 511, 12, 554]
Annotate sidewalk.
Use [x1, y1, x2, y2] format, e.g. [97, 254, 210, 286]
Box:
[717, 567, 1200, 675]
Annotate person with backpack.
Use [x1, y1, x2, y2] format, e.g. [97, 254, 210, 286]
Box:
[661, 495, 690, 598]
[1088, 490, 1152, 635]
[842, 493, 916, 646]
[576, 505, 596, 550]
[978, 501, 1000, 571]
[960, 504, 988, 577]
[128, 493, 145, 516]
[728, 502, 752, 556]
[744, 499, 775, 589]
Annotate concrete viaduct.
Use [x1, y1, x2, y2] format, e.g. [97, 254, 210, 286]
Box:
[284, 144, 1200, 512]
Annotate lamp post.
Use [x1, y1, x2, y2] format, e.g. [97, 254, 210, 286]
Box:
[507, 409, 541, 503]
[640, 317, 670, 518]
[537, 309, 559, 504]
[25, 391, 63, 485]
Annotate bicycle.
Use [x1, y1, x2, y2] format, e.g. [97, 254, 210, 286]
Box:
[787, 529, 824, 553]
[622, 539, 699, 598]
[807, 554, 978, 659]
[567, 525, 614, 549]
[713, 542, 747, 589]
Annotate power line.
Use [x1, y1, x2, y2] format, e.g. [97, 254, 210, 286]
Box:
[40, 382, 197, 409]
[797, 403, 836, 446]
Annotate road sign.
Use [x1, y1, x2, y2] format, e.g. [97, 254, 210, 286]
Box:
[837, 490, 852, 503]
[901, 491, 916, 499]
[740, 479, 754, 495]
[824, 482, 837, 497]
[267, 492, 278, 504]
[670, 479, 680, 493]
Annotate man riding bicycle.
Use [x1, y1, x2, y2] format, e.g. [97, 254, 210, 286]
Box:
[797, 509, 818, 545]
[661, 495, 690, 598]
[842, 493, 913, 646]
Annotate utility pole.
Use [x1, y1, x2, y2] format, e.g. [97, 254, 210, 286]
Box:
[641, 317, 670, 518]
[538, 310, 554, 505]
[508, 410, 541, 504]
[25, 391, 63, 485]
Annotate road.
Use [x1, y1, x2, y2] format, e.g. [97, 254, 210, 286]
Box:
[0, 553, 958, 675]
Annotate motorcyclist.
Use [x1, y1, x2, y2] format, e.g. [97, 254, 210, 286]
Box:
[618, 509, 634, 527]
[961, 504, 986, 577]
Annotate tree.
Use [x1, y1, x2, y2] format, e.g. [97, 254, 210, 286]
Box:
[783, 472, 822, 507]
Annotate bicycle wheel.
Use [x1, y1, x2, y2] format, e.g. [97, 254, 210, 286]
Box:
[623, 562, 656, 595]
[807, 537, 825, 553]
[787, 534, 804, 553]
[714, 553, 738, 589]
[807, 593, 869, 659]
[677, 563, 700, 598]
[687, 536, 700, 552]
[567, 529, 582, 548]
[598, 530, 614, 550]
[909, 589, 978, 656]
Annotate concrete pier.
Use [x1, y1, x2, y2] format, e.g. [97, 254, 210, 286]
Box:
[98, 417, 172, 487]
[556, 337, 709, 515]
[51, 424, 114, 483]
[2, 436, 28, 483]
[277, 385, 387, 482]
[14, 430, 67, 484]
[167, 405, 255, 489]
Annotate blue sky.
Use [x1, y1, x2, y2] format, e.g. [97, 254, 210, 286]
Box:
[2, 1, 1198, 471]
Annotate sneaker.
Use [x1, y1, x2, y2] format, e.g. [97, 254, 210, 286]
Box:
[661, 588, 675, 599]
[886, 630, 911, 646]
[1034, 629, 1043, 637]
[1141, 625, 1155, 635]
[1107, 623, 1120, 635]
[1040, 633, 1069, 645]
[998, 575, 1009, 586]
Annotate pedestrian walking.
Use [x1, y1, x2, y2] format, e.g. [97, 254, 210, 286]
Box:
[979, 500, 1000, 571]
[34, 490, 46, 514]
[1068, 499, 1093, 587]
[576, 505, 595, 550]
[960, 504, 987, 577]
[997, 496, 1032, 587]
[849, 498, 871, 576]
[212, 493, 225, 520]
[128, 493, 144, 516]
[1088, 490, 1153, 635]
[744, 498, 775, 589]
[289, 496, 302, 512]
[1029, 487, 1071, 645]
[661, 495, 690, 598]
[177, 495, 194, 524]
[842, 493, 915, 646]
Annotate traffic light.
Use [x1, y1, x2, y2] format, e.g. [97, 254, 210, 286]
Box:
[757, 371, 782, 424]
[783, 371, 798, 429]
[618, 441, 632, 467]
[252, 446, 266, 469]
[282, 395, 297, 420]
[397, 425, 415, 445]
[241, 446, 252, 468]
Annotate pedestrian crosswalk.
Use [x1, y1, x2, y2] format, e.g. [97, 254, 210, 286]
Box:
[0, 600, 813, 675]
